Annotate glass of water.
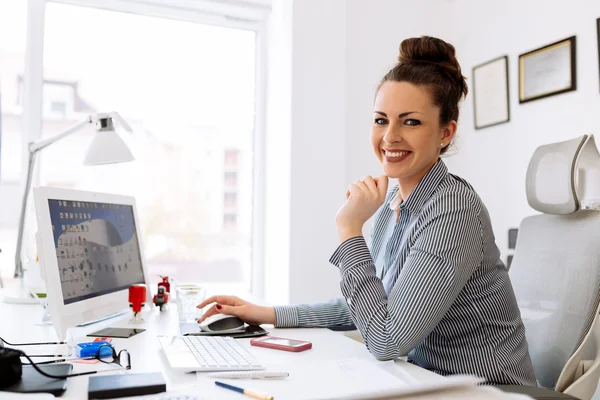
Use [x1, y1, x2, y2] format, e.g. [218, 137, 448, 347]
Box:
[175, 284, 206, 323]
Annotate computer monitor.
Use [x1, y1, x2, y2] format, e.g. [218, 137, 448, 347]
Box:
[33, 187, 151, 340]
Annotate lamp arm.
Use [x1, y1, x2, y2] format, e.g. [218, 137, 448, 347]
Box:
[29, 116, 93, 153]
[14, 151, 38, 278]
[14, 115, 93, 278]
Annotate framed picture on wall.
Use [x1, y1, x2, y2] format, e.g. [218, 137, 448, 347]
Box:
[472, 55, 510, 129]
[518, 36, 576, 103]
[597, 18, 600, 91]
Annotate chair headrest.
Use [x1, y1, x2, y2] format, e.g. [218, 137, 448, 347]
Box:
[526, 135, 600, 214]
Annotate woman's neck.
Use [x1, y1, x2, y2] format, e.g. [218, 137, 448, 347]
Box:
[396, 159, 438, 204]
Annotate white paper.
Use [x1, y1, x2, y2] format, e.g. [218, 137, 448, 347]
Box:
[473, 57, 509, 128]
[196, 358, 482, 400]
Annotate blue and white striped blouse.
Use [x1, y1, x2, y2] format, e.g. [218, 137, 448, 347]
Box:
[274, 159, 536, 385]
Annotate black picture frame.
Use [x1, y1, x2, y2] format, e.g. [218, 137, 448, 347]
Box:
[472, 55, 510, 130]
[518, 36, 577, 103]
[597, 18, 600, 91]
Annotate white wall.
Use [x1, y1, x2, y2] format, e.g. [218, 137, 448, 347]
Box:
[264, 0, 292, 305]
[287, 0, 348, 304]
[264, 0, 347, 305]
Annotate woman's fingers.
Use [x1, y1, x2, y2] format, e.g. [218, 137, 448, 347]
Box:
[362, 176, 377, 192]
[197, 305, 220, 324]
[374, 175, 389, 198]
[197, 295, 241, 309]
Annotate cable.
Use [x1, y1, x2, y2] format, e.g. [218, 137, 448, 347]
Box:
[26, 354, 68, 358]
[8, 348, 98, 379]
[0, 337, 66, 346]
[22, 359, 66, 365]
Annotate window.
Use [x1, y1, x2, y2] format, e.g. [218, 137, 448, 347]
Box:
[224, 171, 238, 187]
[0, 0, 27, 281]
[225, 149, 239, 166]
[33, 2, 260, 291]
[43, 82, 75, 119]
[50, 101, 67, 118]
[224, 213, 237, 230]
[224, 193, 237, 208]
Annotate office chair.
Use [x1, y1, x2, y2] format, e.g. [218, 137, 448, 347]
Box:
[498, 135, 600, 400]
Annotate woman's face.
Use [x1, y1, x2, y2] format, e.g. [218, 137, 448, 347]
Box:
[371, 81, 456, 183]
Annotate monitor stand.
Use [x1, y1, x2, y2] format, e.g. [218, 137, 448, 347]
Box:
[76, 309, 129, 327]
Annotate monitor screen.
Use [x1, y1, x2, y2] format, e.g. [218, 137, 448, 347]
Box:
[47, 199, 145, 305]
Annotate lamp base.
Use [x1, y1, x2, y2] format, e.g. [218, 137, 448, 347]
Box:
[2, 285, 43, 305]
[3, 290, 41, 305]
[1, 276, 46, 305]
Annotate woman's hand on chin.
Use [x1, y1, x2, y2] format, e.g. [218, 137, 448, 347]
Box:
[336, 175, 388, 242]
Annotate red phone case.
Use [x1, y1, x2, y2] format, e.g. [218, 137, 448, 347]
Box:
[250, 335, 312, 352]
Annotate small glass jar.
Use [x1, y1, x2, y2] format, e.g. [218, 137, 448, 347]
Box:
[175, 284, 206, 323]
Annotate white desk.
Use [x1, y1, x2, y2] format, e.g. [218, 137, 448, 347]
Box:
[0, 290, 531, 399]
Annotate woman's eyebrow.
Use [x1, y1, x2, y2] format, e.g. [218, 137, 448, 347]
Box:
[373, 111, 423, 118]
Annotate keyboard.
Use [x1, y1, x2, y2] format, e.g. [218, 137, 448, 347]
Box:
[158, 335, 264, 372]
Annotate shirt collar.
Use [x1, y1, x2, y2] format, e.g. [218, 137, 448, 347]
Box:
[388, 159, 448, 214]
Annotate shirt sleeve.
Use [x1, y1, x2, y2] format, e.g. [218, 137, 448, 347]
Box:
[273, 298, 355, 328]
[329, 191, 483, 360]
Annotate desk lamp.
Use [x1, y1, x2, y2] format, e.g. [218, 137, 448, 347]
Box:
[7, 112, 134, 302]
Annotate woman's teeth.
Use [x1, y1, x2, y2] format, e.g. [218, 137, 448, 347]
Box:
[385, 151, 409, 157]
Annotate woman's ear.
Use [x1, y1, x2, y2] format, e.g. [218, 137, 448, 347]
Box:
[441, 120, 457, 143]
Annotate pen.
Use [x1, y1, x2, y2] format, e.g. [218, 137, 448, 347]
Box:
[215, 380, 274, 400]
[208, 371, 289, 380]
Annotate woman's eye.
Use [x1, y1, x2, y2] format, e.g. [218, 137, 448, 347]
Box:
[374, 118, 387, 125]
[404, 119, 421, 126]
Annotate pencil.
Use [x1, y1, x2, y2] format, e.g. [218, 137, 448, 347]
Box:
[215, 380, 274, 400]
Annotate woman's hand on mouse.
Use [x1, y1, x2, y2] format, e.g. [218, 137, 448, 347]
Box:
[336, 175, 389, 242]
[196, 295, 276, 326]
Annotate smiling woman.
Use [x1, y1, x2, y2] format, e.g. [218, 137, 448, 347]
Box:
[196, 36, 537, 387]
[371, 37, 468, 202]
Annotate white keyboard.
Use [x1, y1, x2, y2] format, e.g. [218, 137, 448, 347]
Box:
[184, 336, 264, 371]
[159, 335, 264, 372]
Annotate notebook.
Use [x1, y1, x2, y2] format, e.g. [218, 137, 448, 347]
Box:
[88, 372, 166, 399]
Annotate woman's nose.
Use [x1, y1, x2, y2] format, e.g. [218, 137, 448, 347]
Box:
[383, 126, 402, 144]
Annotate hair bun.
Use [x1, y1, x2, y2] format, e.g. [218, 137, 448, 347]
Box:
[398, 36, 467, 100]
[398, 36, 456, 65]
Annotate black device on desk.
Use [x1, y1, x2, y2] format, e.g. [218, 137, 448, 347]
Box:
[88, 327, 146, 339]
[88, 372, 166, 399]
[180, 314, 268, 338]
[181, 323, 268, 338]
[2, 363, 72, 396]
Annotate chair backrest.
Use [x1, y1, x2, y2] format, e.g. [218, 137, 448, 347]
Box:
[509, 135, 600, 395]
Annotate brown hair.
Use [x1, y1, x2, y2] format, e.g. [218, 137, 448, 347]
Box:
[380, 36, 468, 154]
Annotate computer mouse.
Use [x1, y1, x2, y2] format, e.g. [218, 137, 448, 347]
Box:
[198, 314, 246, 333]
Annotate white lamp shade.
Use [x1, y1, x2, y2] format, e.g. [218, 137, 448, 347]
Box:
[84, 129, 134, 165]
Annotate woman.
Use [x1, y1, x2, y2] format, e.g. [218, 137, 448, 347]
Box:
[197, 36, 536, 386]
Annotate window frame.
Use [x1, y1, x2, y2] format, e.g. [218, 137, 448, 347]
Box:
[22, 0, 269, 296]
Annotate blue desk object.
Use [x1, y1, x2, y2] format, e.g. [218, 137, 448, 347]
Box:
[75, 341, 113, 358]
